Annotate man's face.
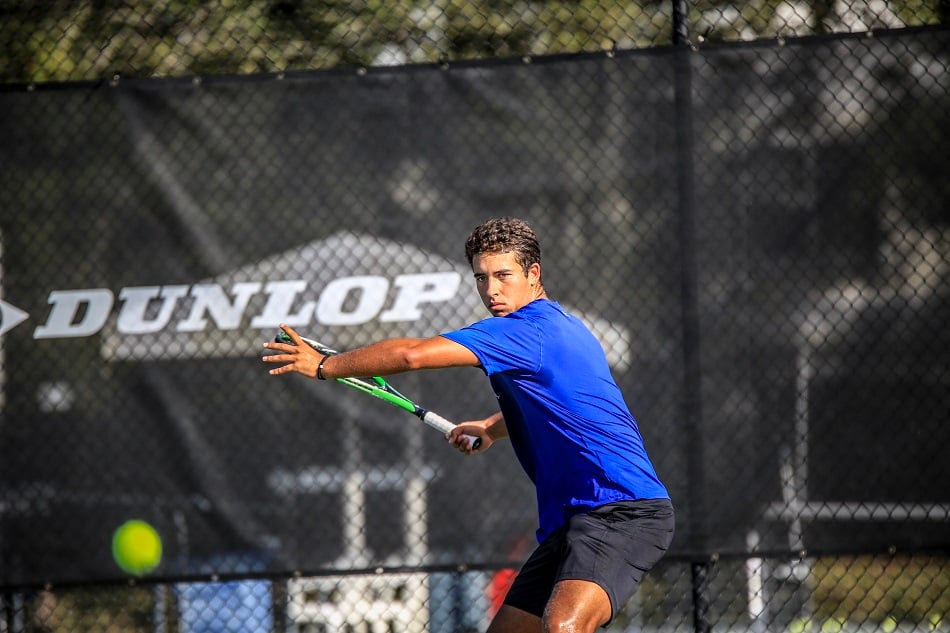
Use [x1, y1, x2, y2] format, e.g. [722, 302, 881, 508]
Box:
[471, 251, 541, 317]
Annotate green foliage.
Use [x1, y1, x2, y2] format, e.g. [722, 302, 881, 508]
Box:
[811, 555, 950, 625]
[2, 0, 937, 84]
[29, 587, 156, 633]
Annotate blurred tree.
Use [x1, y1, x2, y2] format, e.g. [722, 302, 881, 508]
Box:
[1, 0, 939, 84]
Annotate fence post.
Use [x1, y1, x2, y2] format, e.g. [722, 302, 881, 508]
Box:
[671, 2, 711, 633]
[672, 0, 690, 46]
[691, 562, 712, 633]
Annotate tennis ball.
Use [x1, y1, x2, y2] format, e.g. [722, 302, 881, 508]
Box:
[112, 519, 162, 576]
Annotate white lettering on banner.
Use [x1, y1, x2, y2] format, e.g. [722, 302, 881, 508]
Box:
[117, 286, 189, 334]
[178, 282, 262, 332]
[34, 289, 115, 339]
[381, 272, 460, 321]
[24, 272, 465, 339]
[249, 280, 316, 329]
[316, 276, 390, 326]
[8, 272, 627, 368]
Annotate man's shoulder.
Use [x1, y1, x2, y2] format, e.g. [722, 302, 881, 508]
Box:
[515, 298, 562, 317]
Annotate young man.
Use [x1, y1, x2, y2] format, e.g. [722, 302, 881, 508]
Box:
[263, 217, 673, 633]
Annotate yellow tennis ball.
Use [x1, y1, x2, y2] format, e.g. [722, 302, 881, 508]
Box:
[112, 519, 162, 576]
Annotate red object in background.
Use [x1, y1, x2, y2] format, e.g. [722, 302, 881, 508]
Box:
[488, 567, 518, 617]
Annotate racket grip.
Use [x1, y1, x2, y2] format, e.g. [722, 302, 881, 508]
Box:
[422, 411, 482, 451]
[275, 331, 339, 356]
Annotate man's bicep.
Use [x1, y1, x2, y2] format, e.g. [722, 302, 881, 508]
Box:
[411, 335, 481, 369]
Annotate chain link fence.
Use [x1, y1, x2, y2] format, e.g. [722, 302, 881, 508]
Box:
[2, 2, 949, 633]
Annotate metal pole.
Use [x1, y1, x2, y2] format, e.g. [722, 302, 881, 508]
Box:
[672, 0, 691, 46]
[671, 2, 710, 631]
[691, 562, 711, 633]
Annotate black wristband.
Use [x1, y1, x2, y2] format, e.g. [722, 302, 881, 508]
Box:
[317, 355, 329, 380]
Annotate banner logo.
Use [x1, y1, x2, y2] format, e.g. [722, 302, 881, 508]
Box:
[1, 233, 628, 368]
[0, 300, 29, 336]
[25, 273, 461, 340]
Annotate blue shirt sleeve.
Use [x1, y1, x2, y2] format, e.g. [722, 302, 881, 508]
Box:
[441, 314, 541, 376]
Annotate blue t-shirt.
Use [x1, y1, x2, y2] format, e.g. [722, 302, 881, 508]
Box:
[441, 299, 669, 541]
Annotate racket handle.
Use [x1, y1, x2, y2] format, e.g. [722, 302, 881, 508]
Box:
[422, 411, 483, 451]
[276, 331, 339, 356]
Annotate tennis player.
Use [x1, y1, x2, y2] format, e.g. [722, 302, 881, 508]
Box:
[264, 217, 674, 633]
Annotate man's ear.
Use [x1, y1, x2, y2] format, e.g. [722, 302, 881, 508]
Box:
[527, 262, 542, 285]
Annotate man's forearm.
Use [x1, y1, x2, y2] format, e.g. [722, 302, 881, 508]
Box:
[321, 338, 423, 379]
[320, 335, 480, 379]
[485, 412, 508, 440]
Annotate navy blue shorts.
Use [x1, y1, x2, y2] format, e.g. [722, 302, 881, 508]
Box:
[503, 498, 674, 625]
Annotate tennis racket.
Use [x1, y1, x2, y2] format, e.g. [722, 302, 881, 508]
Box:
[275, 331, 481, 450]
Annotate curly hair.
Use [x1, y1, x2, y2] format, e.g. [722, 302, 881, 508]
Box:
[464, 218, 542, 276]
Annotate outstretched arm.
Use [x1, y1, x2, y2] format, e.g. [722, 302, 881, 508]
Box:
[262, 324, 480, 379]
